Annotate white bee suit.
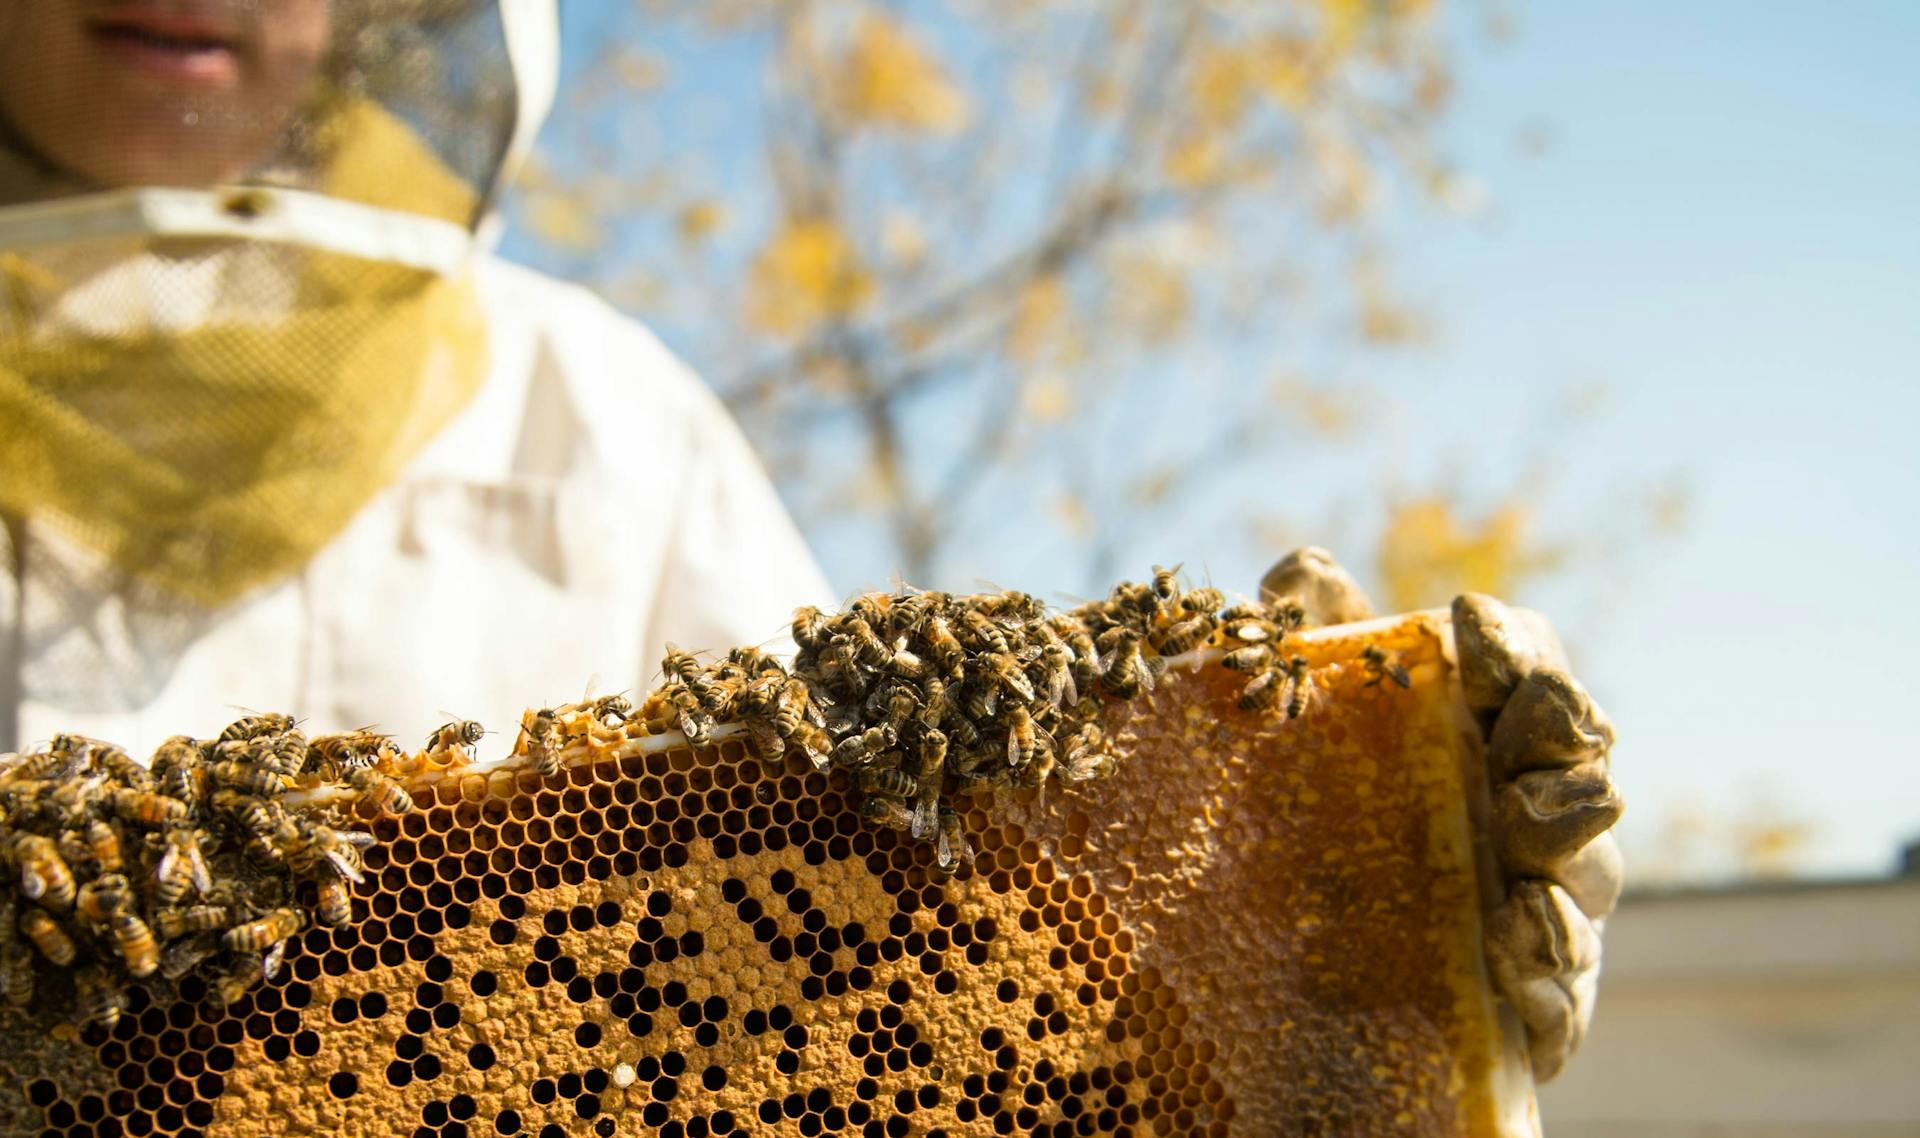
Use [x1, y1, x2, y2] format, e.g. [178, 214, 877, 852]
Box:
[0, 255, 833, 755]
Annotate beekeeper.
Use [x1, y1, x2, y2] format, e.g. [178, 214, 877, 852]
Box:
[0, 1, 831, 755]
[0, 2, 1617, 1081]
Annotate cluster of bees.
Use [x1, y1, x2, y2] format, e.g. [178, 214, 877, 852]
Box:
[631, 567, 1394, 871]
[0, 715, 435, 1027]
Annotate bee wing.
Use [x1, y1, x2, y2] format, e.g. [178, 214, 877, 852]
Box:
[260, 939, 286, 981]
[1136, 651, 1157, 693]
[910, 794, 940, 842]
[187, 846, 213, 895]
[323, 850, 366, 885]
[18, 866, 45, 901]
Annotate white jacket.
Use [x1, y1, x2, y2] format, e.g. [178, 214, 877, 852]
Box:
[0, 257, 833, 756]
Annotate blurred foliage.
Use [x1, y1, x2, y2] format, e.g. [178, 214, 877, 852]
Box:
[517, 0, 1555, 593]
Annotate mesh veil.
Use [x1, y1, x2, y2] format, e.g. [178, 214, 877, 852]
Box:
[0, 1, 528, 614]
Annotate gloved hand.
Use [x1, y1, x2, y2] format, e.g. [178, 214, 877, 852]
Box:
[1261, 548, 1623, 1083]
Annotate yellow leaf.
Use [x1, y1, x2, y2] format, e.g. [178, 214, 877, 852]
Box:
[1052, 492, 1093, 537]
[1020, 374, 1073, 423]
[524, 191, 600, 251]
[744, 218, 874, 337]
[1189, 45, 1256, 127]
[1006, 275, 1069, 362]
[1375, 497, 1562, 612]
[1164, 134, 1224, 189]
[676, 200, 728, 244]
[832, 13, 971, 135]
[881, 211, 928, 265]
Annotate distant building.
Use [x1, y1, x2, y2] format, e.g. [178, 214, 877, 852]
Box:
[1538, 871, 1920, 1137]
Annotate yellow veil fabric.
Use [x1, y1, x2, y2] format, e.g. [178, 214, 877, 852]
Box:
[0, 100, 490, 607]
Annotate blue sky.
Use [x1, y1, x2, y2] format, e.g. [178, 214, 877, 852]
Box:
[512, 4, 1920, 881]
[1355, 4, 1920, 880]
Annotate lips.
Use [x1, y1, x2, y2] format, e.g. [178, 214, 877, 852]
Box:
[86, 10, 244, 87]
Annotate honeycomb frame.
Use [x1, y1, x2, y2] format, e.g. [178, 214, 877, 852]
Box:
[0, 611, 1537, 1138]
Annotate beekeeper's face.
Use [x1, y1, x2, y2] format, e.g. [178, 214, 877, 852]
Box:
[0, 0, 332, 188]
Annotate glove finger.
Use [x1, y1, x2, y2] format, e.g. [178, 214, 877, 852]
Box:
[1508, 959, 1600, 1083]
[1550, 830, 1624, 921]
[1488, 667, 1616, 783]
[1483, 880, 1603, 1083]
[1258, 546, 1376, 628]
[1484, 879, 1601, 983]
[1492, 761, 1623, 881]
[1451, 593, 1571, 719]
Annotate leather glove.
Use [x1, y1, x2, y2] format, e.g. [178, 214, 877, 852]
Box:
[1261, 548, 1623, 1082]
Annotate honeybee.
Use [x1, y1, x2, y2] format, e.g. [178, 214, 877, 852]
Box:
[957, 609, 1010, 655]
[345, 767, 414, 815]
[211, 761, 294, 799]
[785, 678, 826, 730]
[695, 673, 740, 718]
[876, 683, 920, 735]
[11, 833, 75, 911]
[84, 740, 152, 789]
[160, 934, 221, 981]
[75, 966, 127, 1029]
[1179, 587, 1225, 619]
[842, 618, 893, 670]
[306, 730, 389, 777]
[151, 737, 209, 809]
[909, 730, 947, 841]
[110, 911, 159, 977]
[667, 686, 712, 746]
[729, 644, 786, 678]
[1219, 604, 1275, 643]
[106, 787, 190, 828]
[1152, 614, 1216, 657]
[857, 794, 914, 832]
[84, 819, 124, 873]
[1238, 667, 1282, 713]
[1284, 655, 1314, 719]
[789, 724, 834, 772]
[154, 904, 235, 940]
[2, 746, 77, 784]
[224, 907, 305, 953]
[1063, 626, 1101, 691]
[885, 646, 926, 679]
[1223, 645, 1273, 673]
[293, 825, 373, 885]
[1270, 597, 1307, 633]
[791, 607, 829, 652]
[19, 906, 76, 966]
[213, 789, 281, 836]
[563, 693, 633, 724]
[1150, 564, 1182, 607]
[0, 943, 31, 1008]
[155, 829, 213, 905]
[661, 644, 704, 689]
[315, 875, 353, 928]
[1361, 645, 1412, 689]
[961, 680, 998, 722]
[936, 806, 973, 873]
[831, 725, 896, 770]
[984, 653, 1036, 703]
[1005, 705, 1039, 769]
[1060, 725, 1116, 784]
[854, 766, 917, 799]
[736, 677, 786, 761]
[1100, 629, 1157, 698]
[1034, 640, 1077, 710]
[212, 959, 258, 1006]
[218, 713, 294, 745]
[887, 591, 941, 637]
[426, 719, 485, 756]
[520, 708, 560, 778]
[76, 873, 133, 928]
[944, 710, 981, 748]
[924, 614, 965, 677]
[978, 589, 1047, 624]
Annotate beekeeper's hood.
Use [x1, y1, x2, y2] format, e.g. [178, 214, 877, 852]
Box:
[0, 0, 558, 606]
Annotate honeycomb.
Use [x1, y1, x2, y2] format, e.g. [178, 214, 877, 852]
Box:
[0, 611, 1534, 1138]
